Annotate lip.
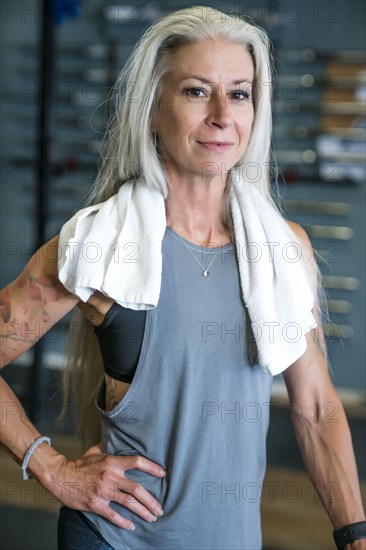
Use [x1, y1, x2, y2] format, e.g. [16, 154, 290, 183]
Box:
[197, 141, 234, 151]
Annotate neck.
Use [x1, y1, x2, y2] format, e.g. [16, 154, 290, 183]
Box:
[165, 175, 231, 247]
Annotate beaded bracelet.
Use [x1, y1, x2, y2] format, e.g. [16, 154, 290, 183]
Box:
[333, 521, 366, 550]
[21, 436, 52, 480]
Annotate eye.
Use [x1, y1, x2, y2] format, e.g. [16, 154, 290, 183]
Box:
[183, 87, 207, 98]
[230, 90, 251, 101]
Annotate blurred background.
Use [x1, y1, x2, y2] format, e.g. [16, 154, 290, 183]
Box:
[0, 0, 365, 548]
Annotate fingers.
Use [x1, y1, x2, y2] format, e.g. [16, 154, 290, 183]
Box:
[91, 500, 137, 531]
[116, 478, 164, 519]
[116, 489, 161, 523]
[58, 454, 167, 531]
[80, 478, 162, 530]
[88, 477, 163, 530]
[122, 455, 167, 478]
[96, 455, 165, 522]
[118, 455, 166, 517]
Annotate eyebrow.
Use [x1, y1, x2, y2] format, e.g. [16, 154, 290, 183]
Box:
[180, 75, 252, 85]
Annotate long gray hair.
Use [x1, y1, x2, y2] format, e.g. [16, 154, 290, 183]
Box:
[88, 5, 274, 205]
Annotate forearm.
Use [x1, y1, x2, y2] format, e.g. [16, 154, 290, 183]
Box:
[0, 376, 65, 483]
[292, 398, 365, 528]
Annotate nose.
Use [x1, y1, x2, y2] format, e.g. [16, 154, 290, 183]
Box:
[205, 91, 232, 129]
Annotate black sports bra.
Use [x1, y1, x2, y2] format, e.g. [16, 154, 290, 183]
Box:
[94, 302, 146, 383]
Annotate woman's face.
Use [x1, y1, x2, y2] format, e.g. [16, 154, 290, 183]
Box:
[153, 38, 255, 184]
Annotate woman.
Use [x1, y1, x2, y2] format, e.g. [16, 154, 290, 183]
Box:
[1, 6, 365, 550]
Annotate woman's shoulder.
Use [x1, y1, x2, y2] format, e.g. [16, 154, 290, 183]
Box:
[286, 220, 312, 249]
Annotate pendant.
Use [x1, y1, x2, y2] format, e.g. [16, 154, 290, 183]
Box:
[203, 270, 208, 277]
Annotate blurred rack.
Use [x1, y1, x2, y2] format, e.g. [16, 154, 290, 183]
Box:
[272, 47, 365, 388]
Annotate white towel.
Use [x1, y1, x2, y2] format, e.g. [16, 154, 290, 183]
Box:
[230, 178, 317, 374]
[58, 178, 317, 375]
[58, 182, 166, 309]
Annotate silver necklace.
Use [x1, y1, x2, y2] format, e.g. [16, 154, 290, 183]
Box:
[177, 234, 219, 277]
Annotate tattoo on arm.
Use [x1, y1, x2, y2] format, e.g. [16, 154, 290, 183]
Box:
[105, 376, 121, 411]
[0, 270, 68, 354]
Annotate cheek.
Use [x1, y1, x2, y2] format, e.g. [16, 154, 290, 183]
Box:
[171, 104, 201, 131]
[239, 123, 253, 140]
[242, 113, 255, 135]
[169, 118, 195, 143]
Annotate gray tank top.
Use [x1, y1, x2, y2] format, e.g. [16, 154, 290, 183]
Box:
[84, 226, 273, 549]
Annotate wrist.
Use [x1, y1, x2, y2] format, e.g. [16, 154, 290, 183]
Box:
[345, 540, 366, 550]
[22, 436, 51, 480]
[333, 521, 366, 550]
[25, 440, 66, 486]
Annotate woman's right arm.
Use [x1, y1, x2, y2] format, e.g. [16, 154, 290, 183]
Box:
[0, 236, 165, 530]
